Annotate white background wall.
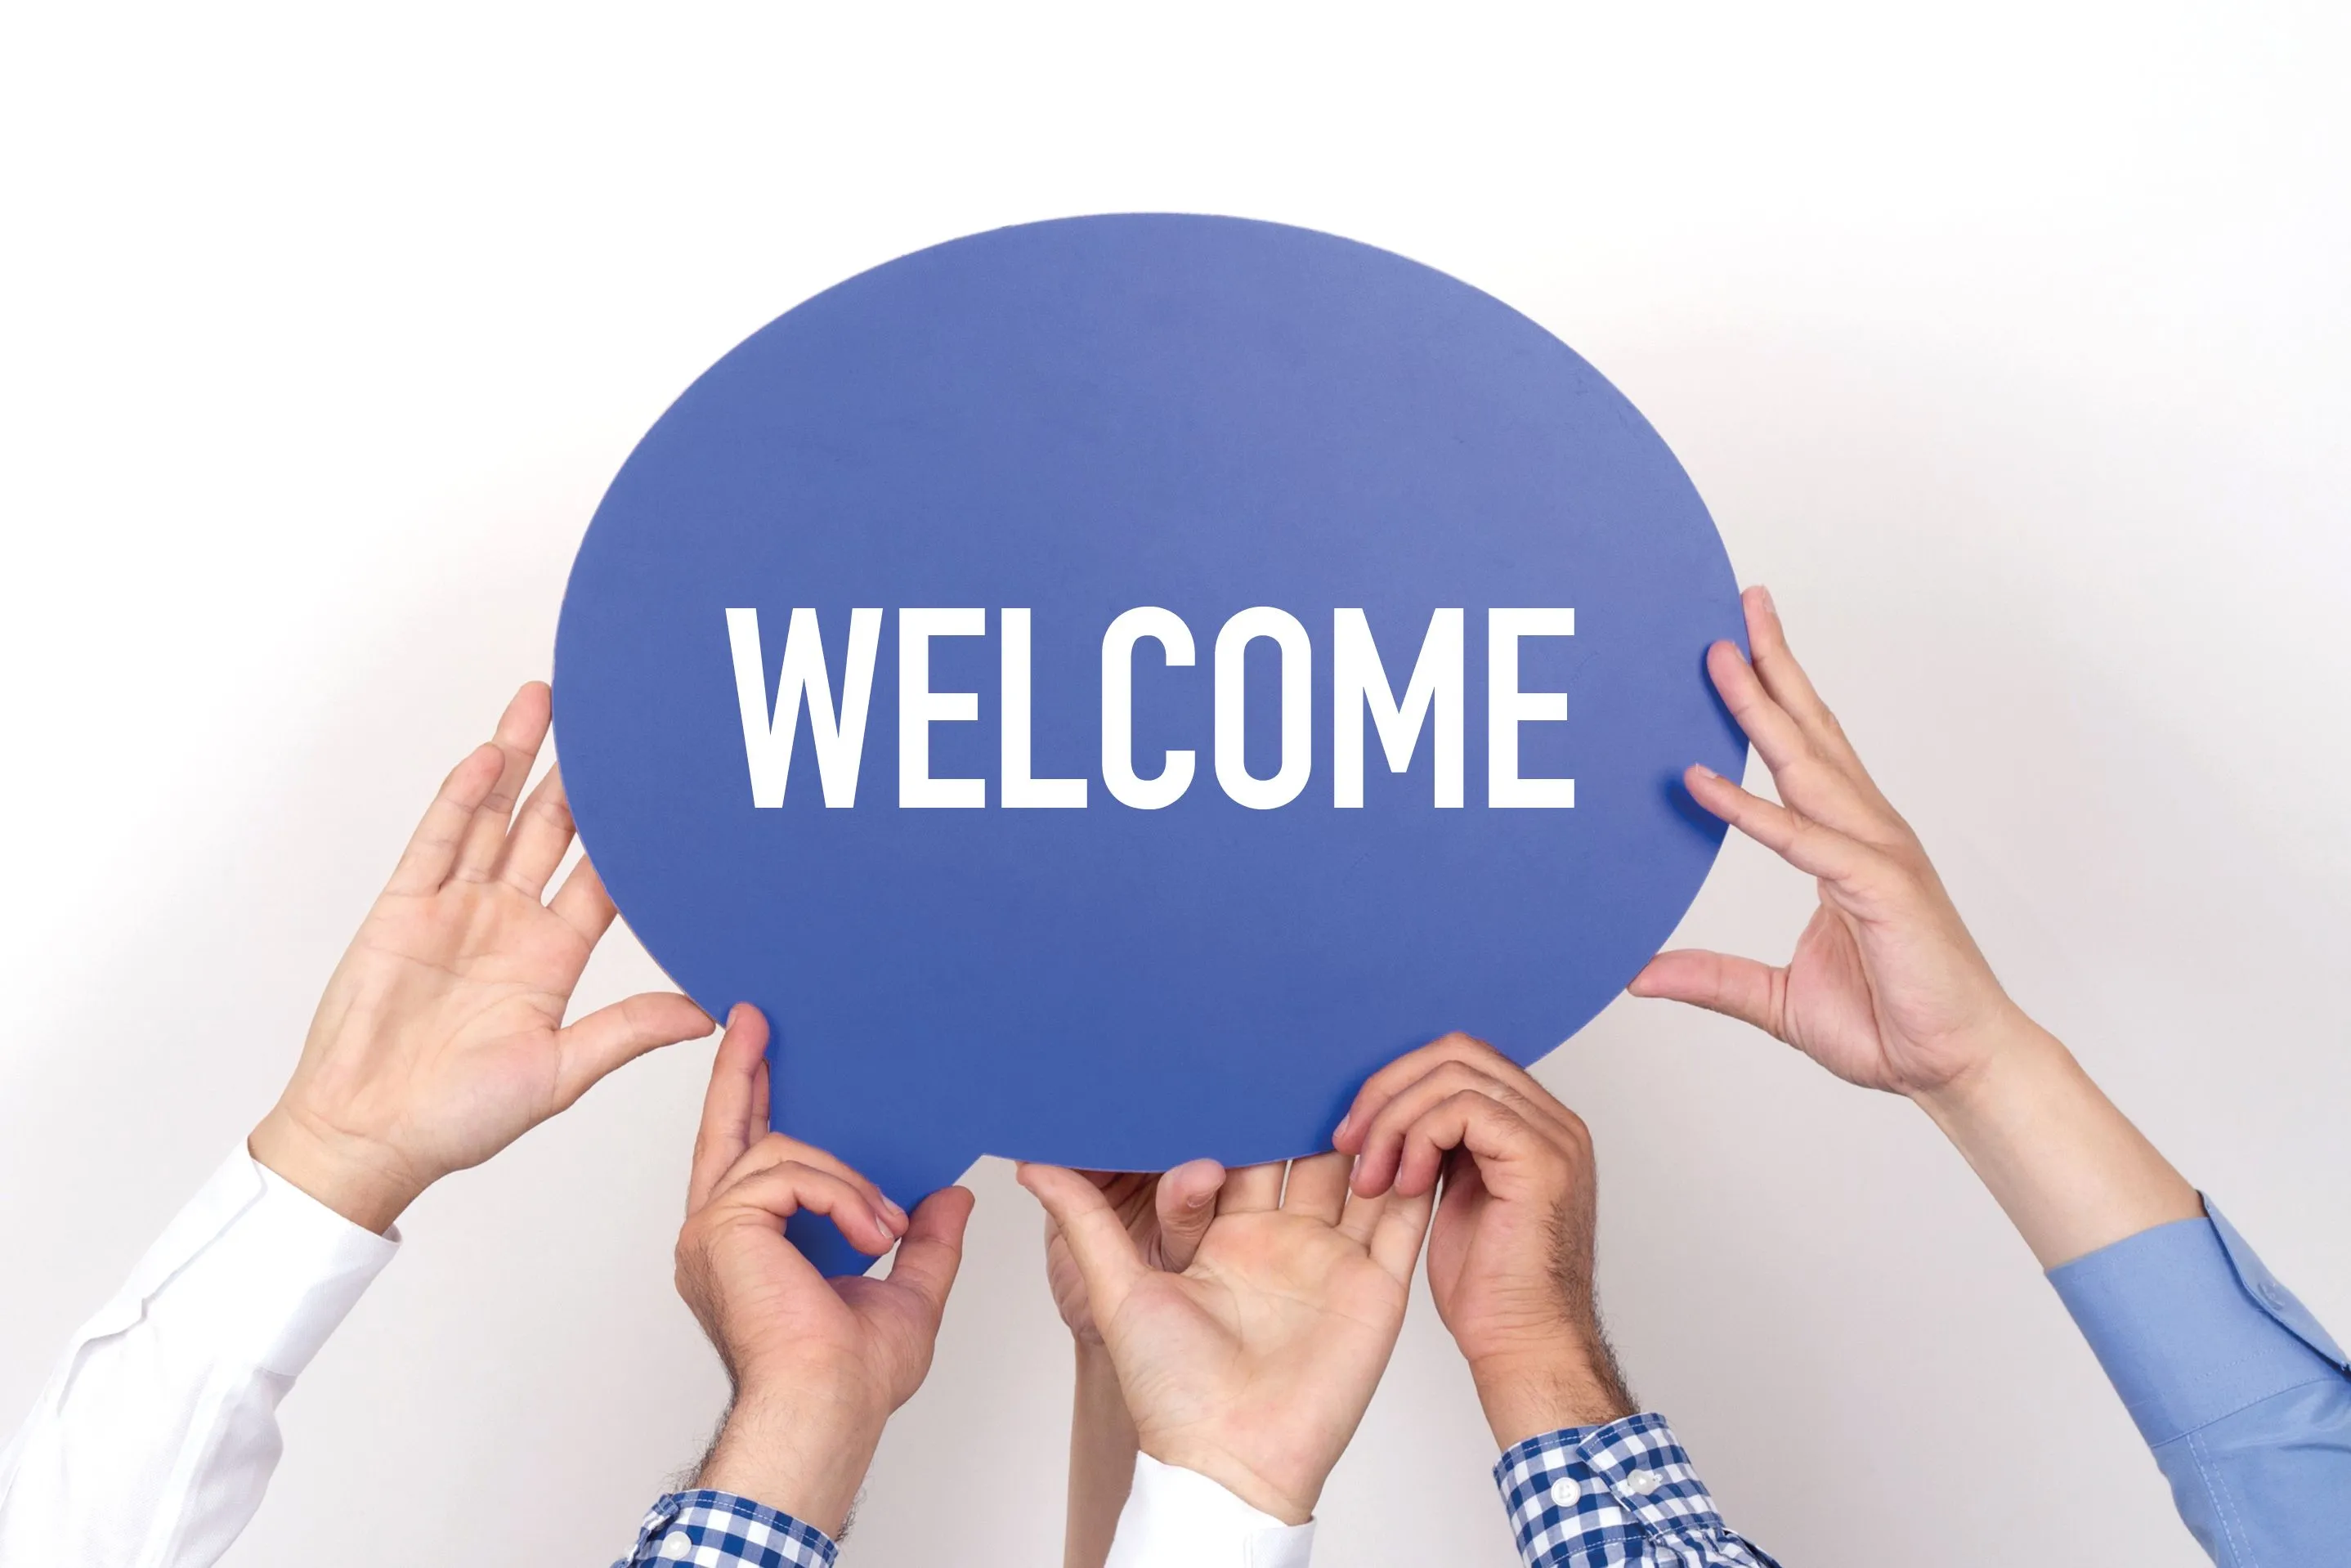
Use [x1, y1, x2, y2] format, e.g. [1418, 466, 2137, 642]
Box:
[2, 5, 2345, 1564]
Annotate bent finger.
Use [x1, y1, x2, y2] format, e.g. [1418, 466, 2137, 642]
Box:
[709, 1159, 899, 1257]
[1152, 1160, 1224, 1272]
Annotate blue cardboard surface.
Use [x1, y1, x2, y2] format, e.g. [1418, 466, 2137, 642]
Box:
[553, 214, 1747, 1274]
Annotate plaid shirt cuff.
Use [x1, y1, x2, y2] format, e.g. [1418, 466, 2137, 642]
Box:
[615, 1490, 837, 1567]
[1493, 1413, 1780, 1567]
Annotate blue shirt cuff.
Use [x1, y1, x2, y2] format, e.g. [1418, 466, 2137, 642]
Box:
[1492, 1413, 1780, 1566]
[616, 1490, 838, 1567]
[2048, 1205, 2349, 1449]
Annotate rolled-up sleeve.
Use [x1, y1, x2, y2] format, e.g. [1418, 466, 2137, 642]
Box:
[2049, 1201, 2351, 1566]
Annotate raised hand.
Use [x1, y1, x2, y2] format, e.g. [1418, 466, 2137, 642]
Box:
[1042, 1164, 1221, 1568]
[1629, 587, 2199, 1266]
[250, 682, 714, 1230]
[1337, 1033, 1635, 1446]
[1628, 587, 2024, 1100]
[678, 1005, 973, 1537]
[1022, 1153, 1432, 1527]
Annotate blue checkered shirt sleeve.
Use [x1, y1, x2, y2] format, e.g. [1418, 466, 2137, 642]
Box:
[612, 1490, 837, 1567]
[1493, 1413, 1780, 1567]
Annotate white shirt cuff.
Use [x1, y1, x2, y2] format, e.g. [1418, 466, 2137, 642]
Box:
[1104, 1452, 1315, 1568]
[97, 1147, 401, 1376]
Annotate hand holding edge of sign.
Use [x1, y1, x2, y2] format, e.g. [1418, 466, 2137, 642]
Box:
[1629, 585, 2200, 1268]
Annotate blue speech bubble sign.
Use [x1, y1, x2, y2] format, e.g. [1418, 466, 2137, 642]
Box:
[553, 214, 1745, 1274]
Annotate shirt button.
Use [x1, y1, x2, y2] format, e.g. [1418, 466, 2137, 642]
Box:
[1547, 1478, 1583, 1507]
[1624, 1468, 1659, 1492]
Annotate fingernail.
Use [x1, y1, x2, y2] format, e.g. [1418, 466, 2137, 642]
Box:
[1332, 1113, 1351, 1143]
[873, 1207, 898, 1235]
[1755, 585, 1776, 615]
[1690, 763, 1718, 781]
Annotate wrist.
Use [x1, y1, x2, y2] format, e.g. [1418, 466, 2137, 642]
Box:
[1909, 1015, 2201, 1268]
[1140, 1439, 1318, 1528]
[696, 1387, 884, 1540]
[249, 1104, 425, 1234]
[1468, 1343, 1637, 1449]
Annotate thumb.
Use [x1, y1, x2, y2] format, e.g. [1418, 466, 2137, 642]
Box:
[1628, 949, 1783, 1039]
[558, 991, 716, 1104]
[1019, 1163, 1149, 1324]
[1149, 1159, 1225, 1273]
[882, 1185, 976, 1323]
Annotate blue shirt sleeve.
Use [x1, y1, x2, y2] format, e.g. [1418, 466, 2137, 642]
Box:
[612, 1490, 838, 1567]
[2048, 1200, 2351, 1566]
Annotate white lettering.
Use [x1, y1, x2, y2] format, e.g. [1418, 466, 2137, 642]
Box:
[1486, 607, 1575, 808]
[1000, 607, 1086, 808]
[1215, 607, 1313, 810]
[899, 607, 986, 808]
[1332, 607, 1463, 808]
[725, 607, 882, 808]
[1100, 607, 1196, 809]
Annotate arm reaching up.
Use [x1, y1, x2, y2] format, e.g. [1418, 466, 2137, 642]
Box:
[1339, 1033, 1780, 1568]
[0, 682, 716, 1568]
[1042, 1166, 1220, 1568]
[615, 1005, 972, 1566]
[1630, 586, 2351, 1566]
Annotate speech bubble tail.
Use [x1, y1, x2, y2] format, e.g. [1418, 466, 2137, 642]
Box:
[779, 1138, 983, 1279]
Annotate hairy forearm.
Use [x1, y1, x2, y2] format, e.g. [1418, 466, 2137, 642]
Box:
[1064, 1342, 1139, 1568]
[1915, 1014, 2202, 1269]
[695, 1388, 882, 1541]
[1470, 1328, 1638, 1449]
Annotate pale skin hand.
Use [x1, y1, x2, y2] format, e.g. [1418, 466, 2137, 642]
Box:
[1629, 586, 2202, 1267]
[678, 1005, 974, 1539]
[249, 682, 715, 1231]
[1337, 1033, 1637, 1448]
[1043, 1164, 1221, 1568]
[1021, 1154, 1434, 1527]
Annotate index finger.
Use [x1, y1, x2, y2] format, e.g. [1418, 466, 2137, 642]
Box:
[1336, 1033, 1569, 1157]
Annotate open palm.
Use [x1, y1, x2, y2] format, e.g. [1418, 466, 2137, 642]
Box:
[1023, 1154, 1431, 1525]
[254, 683, 711, 1226]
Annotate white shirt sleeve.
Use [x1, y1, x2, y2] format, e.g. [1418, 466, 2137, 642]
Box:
[0, 1148, 399, 1568]
[1104, 1452, 1316, 1568]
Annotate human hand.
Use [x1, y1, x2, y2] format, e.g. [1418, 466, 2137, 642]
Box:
[1044, 1165, 1222, 1347]
[1021, 1154, 1431, 1526]
[1628, 587, 2029, 1104]
[249, 683, 714, 1230]
[1337, 1033, 1634, 1447]
[678, 1005, 973, 1537]
[1630, 588, 2199, 1266]
[1044, 1164, 1221, 1568]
